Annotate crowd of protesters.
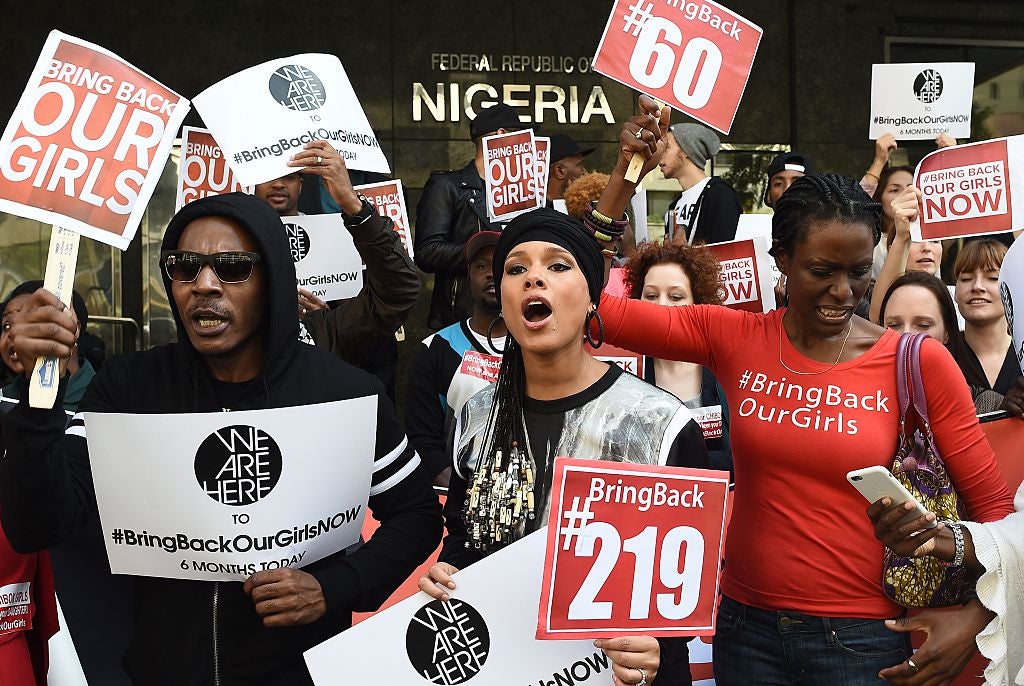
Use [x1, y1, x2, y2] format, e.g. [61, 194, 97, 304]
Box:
[1, 87, 1023, 686]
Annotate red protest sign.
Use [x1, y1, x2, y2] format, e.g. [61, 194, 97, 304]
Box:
[593, 0, 762, 134]
[354, 179, 415, 258]
[538, 458, 729, 640]
[706, 236, 776, 313]
[0, 31, 188, 250]
[176, 127, 251, 211]
[535, 136, 550, 203]
[913, 136, 1023, 242]
[460, 350, 502, 384]
[483, 130, 542, 221]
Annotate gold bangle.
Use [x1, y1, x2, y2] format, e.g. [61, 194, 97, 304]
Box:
[593, 230, 614, 243]
[591, 208, 616, 225]
[601, 248, 617, 258]
[864, 170, 880, 181]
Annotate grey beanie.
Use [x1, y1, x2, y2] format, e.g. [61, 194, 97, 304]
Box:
[669, 123, 721, 169]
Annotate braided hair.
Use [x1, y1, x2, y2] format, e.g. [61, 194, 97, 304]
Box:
[769, 173, 882, 258]
[480, 334, 528, 466]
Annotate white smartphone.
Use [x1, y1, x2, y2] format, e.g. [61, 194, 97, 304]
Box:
[846, 466, 938, 529]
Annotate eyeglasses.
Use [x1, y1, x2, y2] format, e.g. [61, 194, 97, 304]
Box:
[161, 251, 262, 284]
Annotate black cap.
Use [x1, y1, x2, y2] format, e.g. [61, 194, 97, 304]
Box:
[764, 151, 814, 205]
[766, 151, 813, 181]
[465, 230, 501, 264]
[470, 103, 529, 140]
[549, 134, 595, 163]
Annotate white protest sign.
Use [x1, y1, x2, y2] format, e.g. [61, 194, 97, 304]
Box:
[534, 136, 550, 203]
[282, 213, 364, 301]
[735, 213, 772, 241]
[869, 63, 974, 140]
[912, 135, 1024, 242]
[305, 529, 613, 686]
[176, 126, 252, 211]
[85, 398, 376, 581]
[354, 179, 414, 258]
[483, 129, 542, 221]
[1000, 235, 1024, 377]
[194, 54, 390, 185]
[0, 31, 188, 249]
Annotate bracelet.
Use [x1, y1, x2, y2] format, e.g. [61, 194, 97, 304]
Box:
[582, 203, 628, 241]
[601, 247, 617, 258]
[942, 521, 965, 567]
[864, 170, 880, 181]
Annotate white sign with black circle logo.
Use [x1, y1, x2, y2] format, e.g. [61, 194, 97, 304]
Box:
[305, 529, 613, 686]
[869, 62, 974, 140]
[84, 398, 377, 581]
[282, 213, 364, 302]
[193, 52, 390, 186]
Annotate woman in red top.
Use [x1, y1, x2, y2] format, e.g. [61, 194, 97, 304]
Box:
[586, 99, 1014, 686]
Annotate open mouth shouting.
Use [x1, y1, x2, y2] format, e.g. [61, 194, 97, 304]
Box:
[521, 296, 553, 330]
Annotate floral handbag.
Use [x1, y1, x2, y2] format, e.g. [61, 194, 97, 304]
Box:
[882, 332, 971, 608]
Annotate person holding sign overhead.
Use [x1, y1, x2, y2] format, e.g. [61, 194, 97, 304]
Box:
[586, 97, 1014, 686]
[415, 102, 528, 330]
[419, 208, 710, 685]
[254, 139, 420, 396]
[0, 192, 441, 685]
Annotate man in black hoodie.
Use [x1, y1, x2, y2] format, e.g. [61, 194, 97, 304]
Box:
[0, 193, 442, 685]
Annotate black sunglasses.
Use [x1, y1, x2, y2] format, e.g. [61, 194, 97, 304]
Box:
[161, 251, 262, 284]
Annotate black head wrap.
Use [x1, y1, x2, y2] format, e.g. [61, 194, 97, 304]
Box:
[492, 208, 604, 307]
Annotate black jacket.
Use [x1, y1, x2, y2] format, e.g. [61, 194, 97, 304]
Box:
[302, 211, 421, 366]
[667, 176, 742, 245]
[414, 161, 503, 330]
[0, 193, 442, 686]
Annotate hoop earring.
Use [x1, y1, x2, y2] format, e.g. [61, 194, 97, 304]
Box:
[486, 314, 508, 354]
[584, 309, 604, 349]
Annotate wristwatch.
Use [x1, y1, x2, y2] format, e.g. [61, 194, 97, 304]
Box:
[342, 194, 375, 228]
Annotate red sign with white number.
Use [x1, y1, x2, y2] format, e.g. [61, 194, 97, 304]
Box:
[538, 458, 729, 640]
[593, 0, 762, 134]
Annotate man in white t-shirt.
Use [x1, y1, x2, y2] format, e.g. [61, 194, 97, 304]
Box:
[660, 122, 741, 246]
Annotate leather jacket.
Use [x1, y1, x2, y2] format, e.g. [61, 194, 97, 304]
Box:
[414, 161, 502, 330]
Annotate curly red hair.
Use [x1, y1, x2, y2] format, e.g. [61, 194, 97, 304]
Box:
[624, 241, 723, 305]
[563, 172, 611, 219]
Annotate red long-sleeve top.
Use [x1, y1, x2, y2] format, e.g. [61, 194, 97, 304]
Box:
[599, 297, 1015, 617]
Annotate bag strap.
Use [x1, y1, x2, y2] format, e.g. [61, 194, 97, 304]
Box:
[908, 332, 930, 426]
[896, 332, 914, 437]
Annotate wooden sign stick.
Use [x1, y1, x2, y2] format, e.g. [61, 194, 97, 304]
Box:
[29, 226, 81, 409]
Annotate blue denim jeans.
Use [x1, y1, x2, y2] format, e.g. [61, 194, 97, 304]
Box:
[713, 595, 911, 686]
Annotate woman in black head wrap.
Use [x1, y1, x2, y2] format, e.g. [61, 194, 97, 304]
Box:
[418, 207, 710, 686]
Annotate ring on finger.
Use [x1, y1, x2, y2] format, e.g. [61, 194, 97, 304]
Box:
[635, 667, 647, 686]
[316, 155, 323, 166]
[634, 127, 644, 140]
[907, 658, 920, 674]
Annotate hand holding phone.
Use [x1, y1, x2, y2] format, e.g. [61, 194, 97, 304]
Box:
[847, 466, 937, 529]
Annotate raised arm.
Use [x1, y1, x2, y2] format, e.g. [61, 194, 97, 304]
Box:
[868, 185, 918, 323]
